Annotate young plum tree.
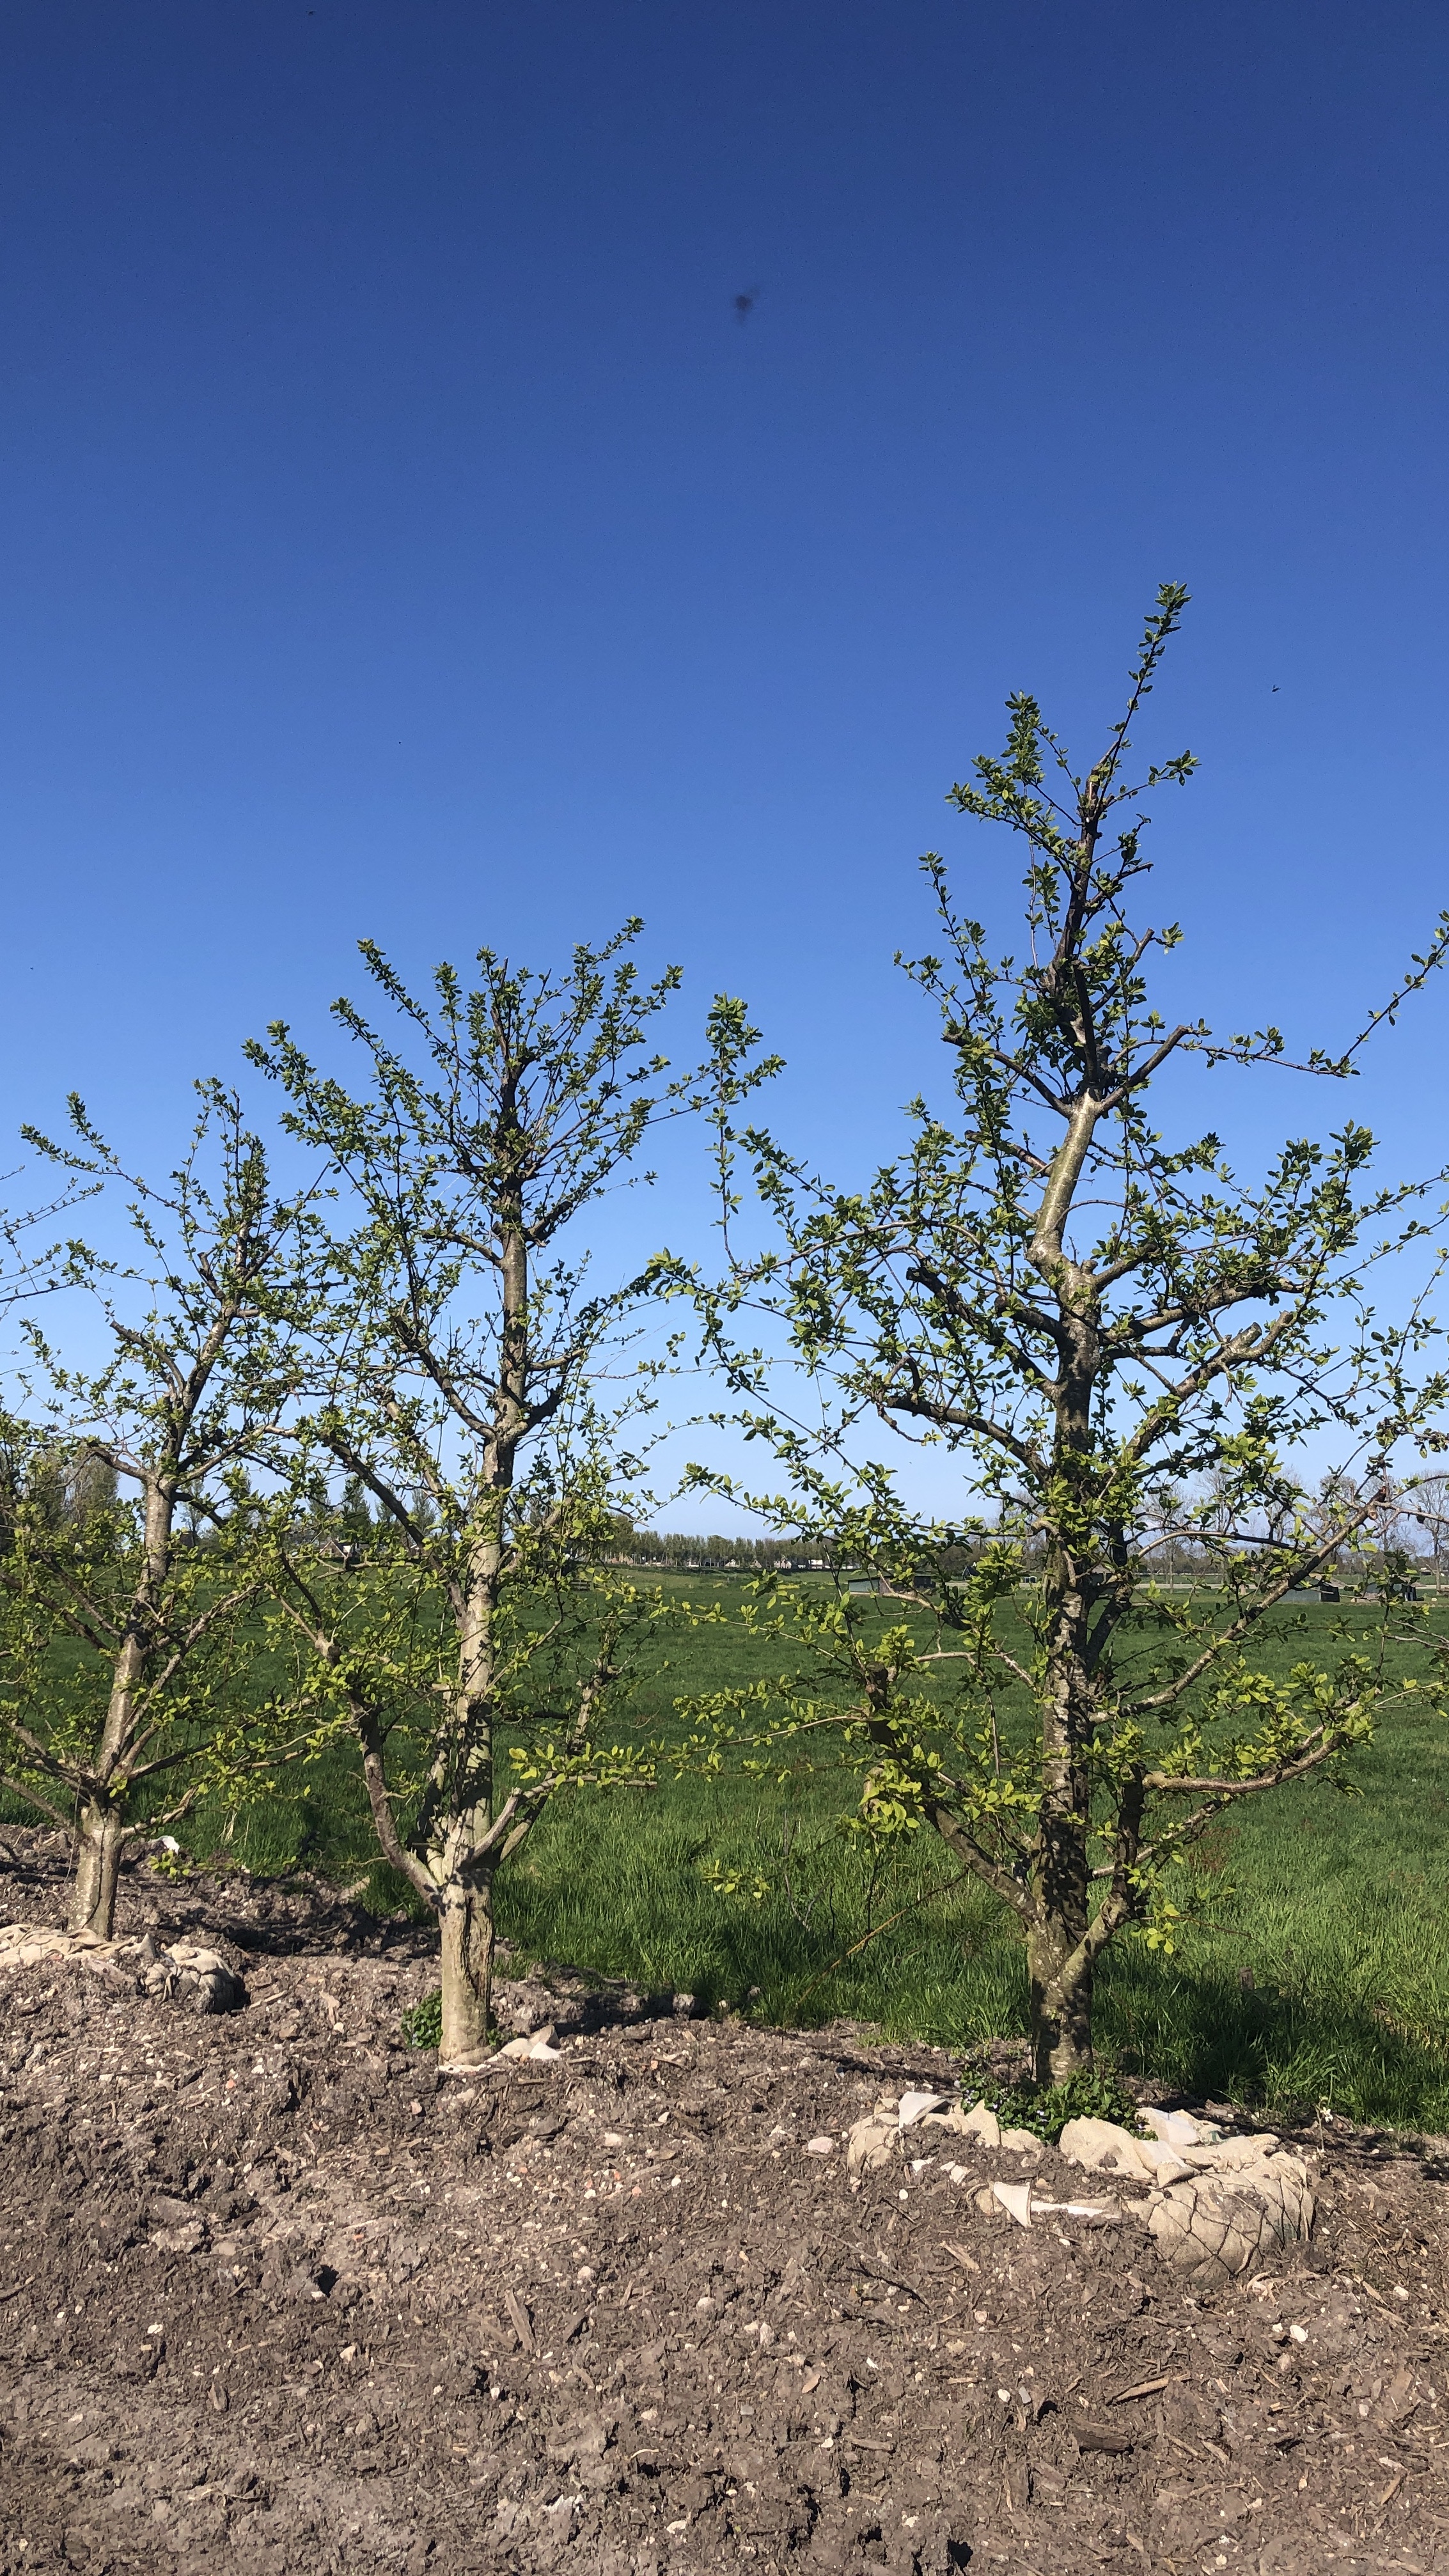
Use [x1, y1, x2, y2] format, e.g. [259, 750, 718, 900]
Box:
[0, 1086, 325, 1935]
[249, 928, 726, 2065]
[673, 587, 1449, 2080]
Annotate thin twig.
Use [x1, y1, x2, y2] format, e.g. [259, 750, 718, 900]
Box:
[792, 1867, 968, 2011]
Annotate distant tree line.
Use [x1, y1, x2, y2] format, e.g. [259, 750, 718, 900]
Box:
[603, 1523, 823, 1572]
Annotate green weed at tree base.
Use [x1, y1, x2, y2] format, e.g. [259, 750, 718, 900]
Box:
[967, 2063, 1141, 2143]
[401, 1989, 443, 2050]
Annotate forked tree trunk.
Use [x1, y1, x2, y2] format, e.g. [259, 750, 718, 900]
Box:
[437, 1877, 495, 2065]
[70, 1797, 127, 1939]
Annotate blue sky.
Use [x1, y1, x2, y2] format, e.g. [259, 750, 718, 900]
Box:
[3, 1, 1446, 1509]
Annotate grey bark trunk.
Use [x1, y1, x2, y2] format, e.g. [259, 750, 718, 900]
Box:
[1027, 1316, 1100, 2080]
[1027, 1919, 1093, 2083]
[437, 1880, 495, 2064]
[72, 1473, 177, 1939]
[430, 1198, 525, 2064]
[70, 1799, 126, 1939]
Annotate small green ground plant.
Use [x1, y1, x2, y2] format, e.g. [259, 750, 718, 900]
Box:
[964, 2061, 1140, 2143]
[401, 1988, 444, 2050]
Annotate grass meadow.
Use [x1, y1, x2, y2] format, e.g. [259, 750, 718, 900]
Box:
[7, 1581, 1449, 2133]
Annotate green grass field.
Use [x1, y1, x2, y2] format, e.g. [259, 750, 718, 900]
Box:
[8, 1582, 1449, 2132]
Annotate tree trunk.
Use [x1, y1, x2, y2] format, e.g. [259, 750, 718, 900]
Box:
[437, 1878, 495, 2065]
[430, 1201, 524, 2067]
[1028, 1095, 1106, 2087]
[1027, 1918, 1093, 2084]
[1033, 1557, 1096, 2082]
[72, 1472, 176, 1941]
[70, 1798, 126, 1939]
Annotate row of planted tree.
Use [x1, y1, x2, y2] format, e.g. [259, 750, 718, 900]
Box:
[4, 586, 1448, 2083]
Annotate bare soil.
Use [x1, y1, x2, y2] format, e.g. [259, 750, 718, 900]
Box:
[3, 1831, 1449, 2575]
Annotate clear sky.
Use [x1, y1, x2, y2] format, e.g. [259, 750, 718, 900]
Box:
[3, 3, 1447, 1506]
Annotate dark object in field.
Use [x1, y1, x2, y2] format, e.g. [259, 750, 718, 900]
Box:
[1319, 1584, 1341, 1602]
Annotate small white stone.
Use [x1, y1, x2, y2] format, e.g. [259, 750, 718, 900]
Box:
[957, 2100, 1002, 2150]
[845, 2114, 897, 2177]
[897, 2090, 948, 2130]
[991, 2180, 1033, 2229]
[1058, 2116, 1157, 2180]
[1138, 2105, 1223, 2150]
[1137, 2140, 1194, 2185]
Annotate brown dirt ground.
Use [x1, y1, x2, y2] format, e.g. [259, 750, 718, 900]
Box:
[3, 1831, 1449, 2575]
